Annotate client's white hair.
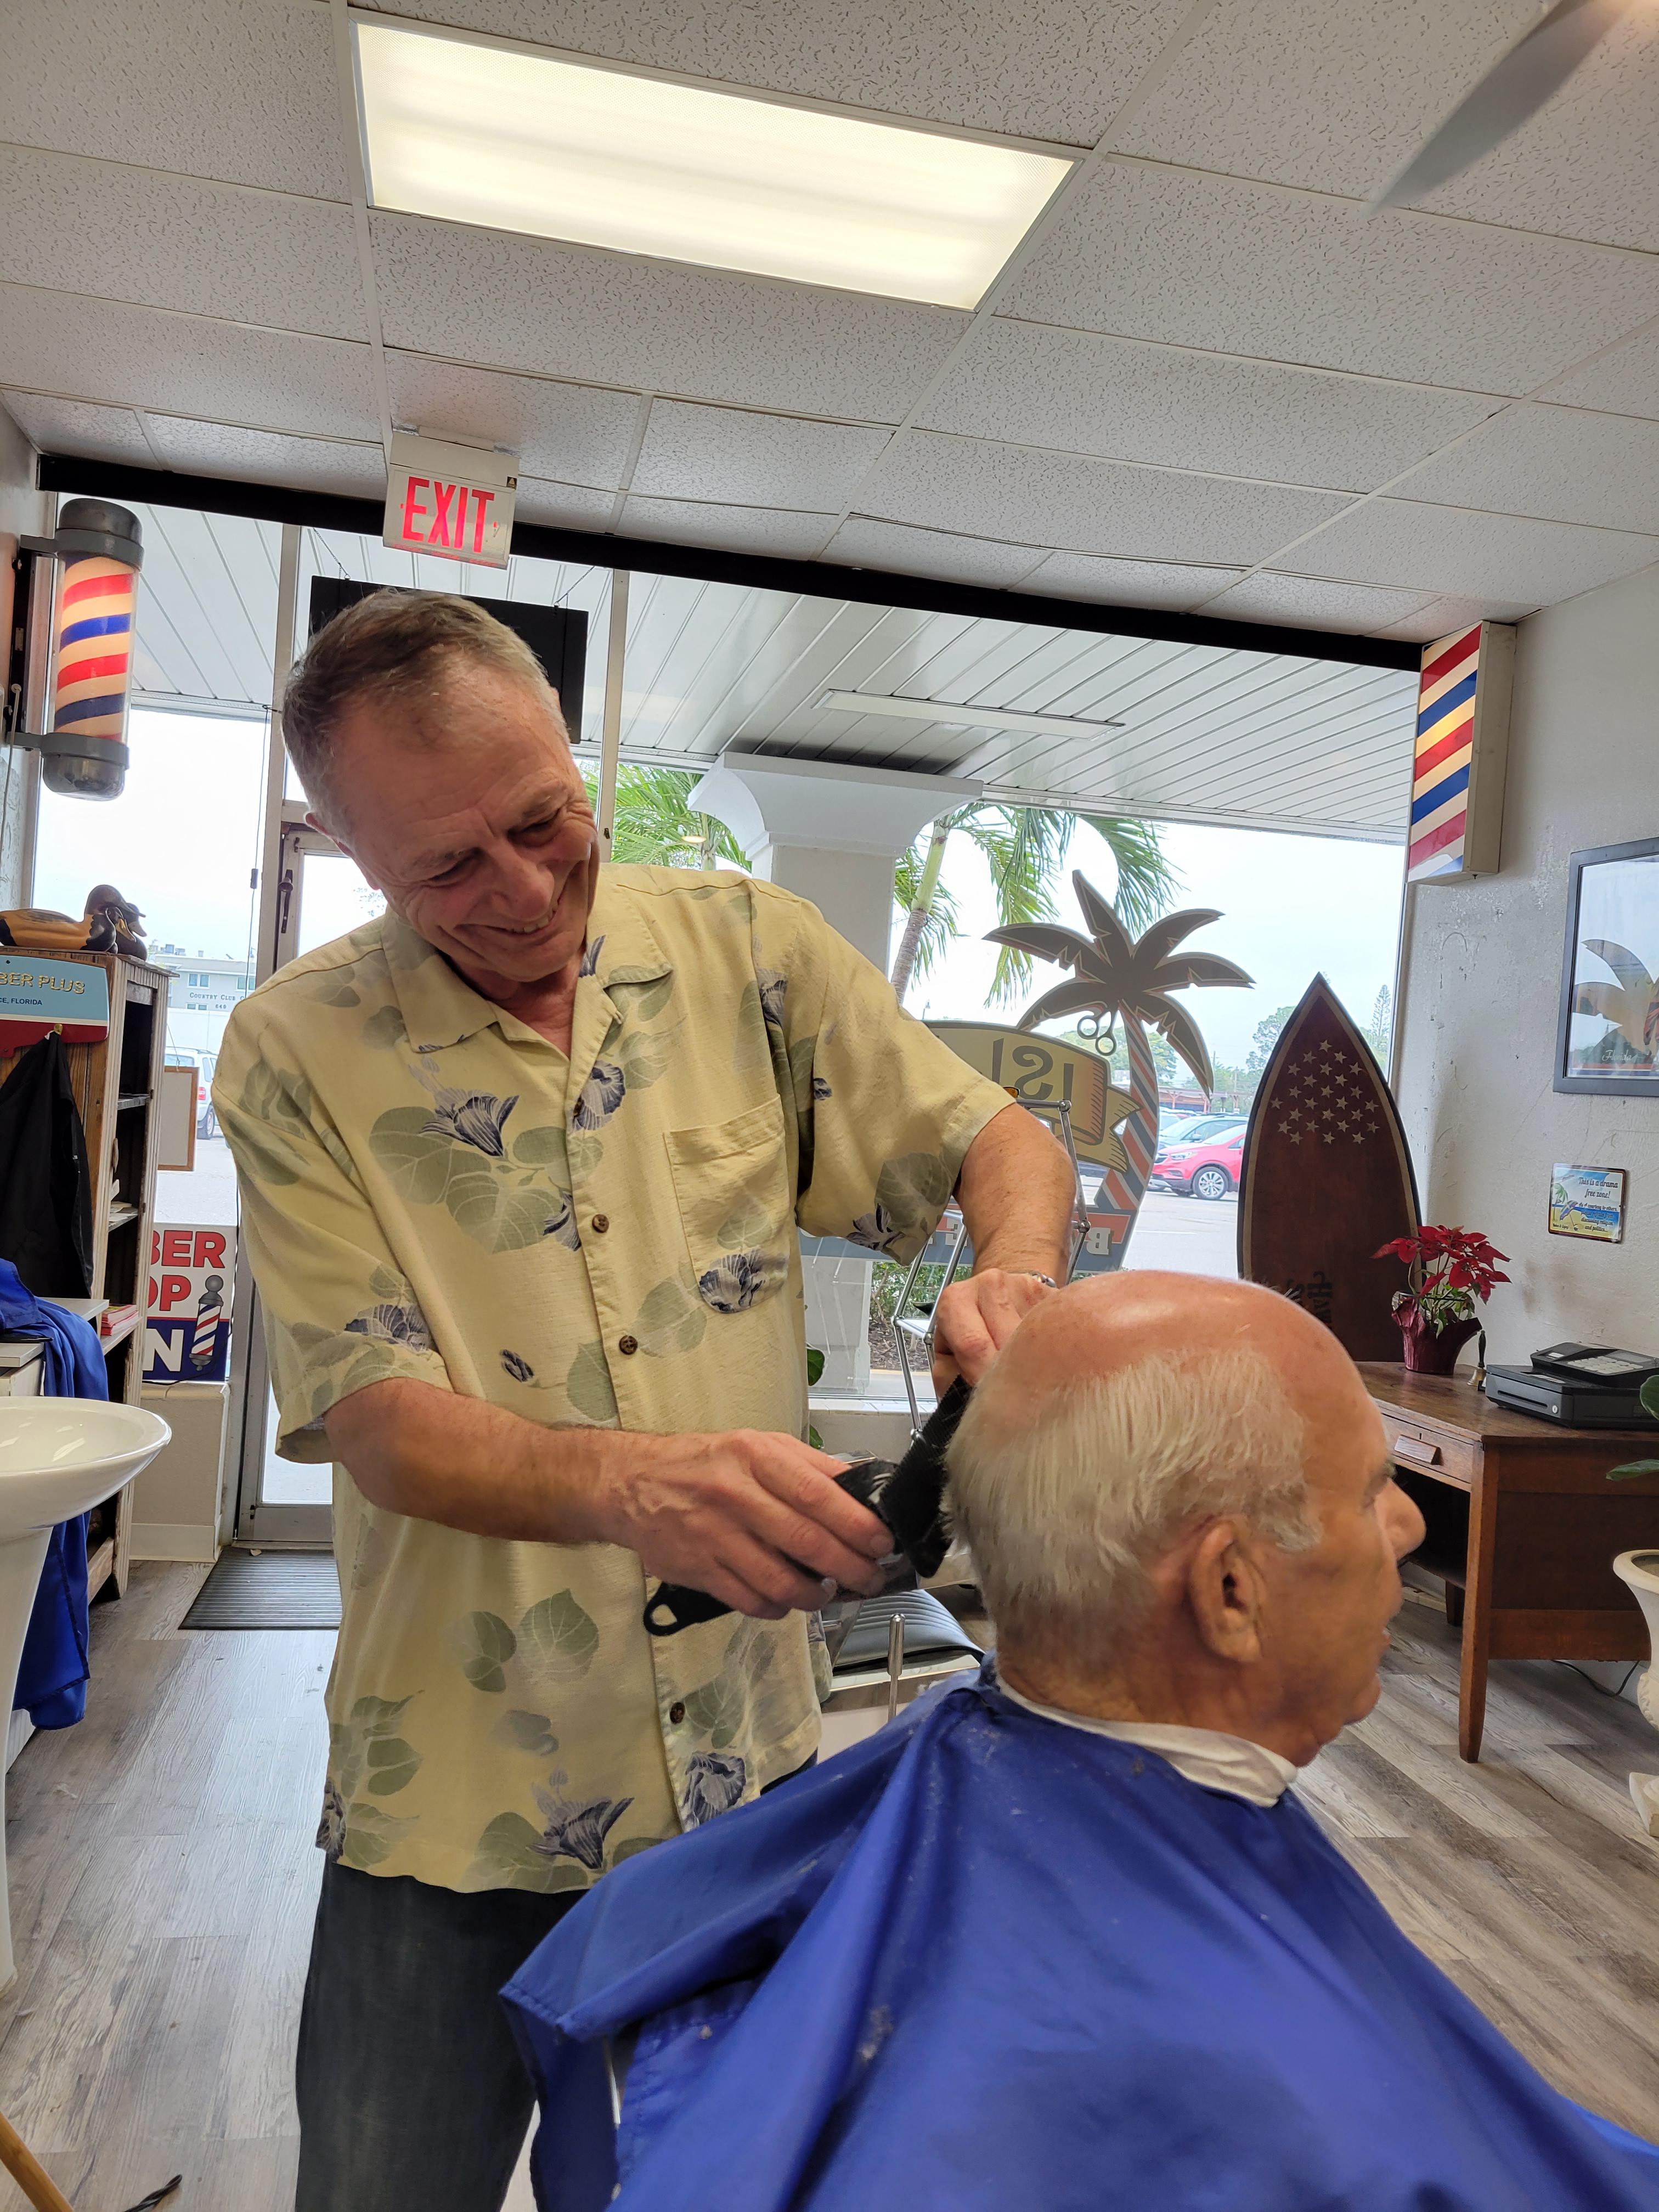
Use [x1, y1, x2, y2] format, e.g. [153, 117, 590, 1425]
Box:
[947, 1348, 1318, 1664]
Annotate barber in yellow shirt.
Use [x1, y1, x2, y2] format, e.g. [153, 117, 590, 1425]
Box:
[216, 589, 1073, 2212]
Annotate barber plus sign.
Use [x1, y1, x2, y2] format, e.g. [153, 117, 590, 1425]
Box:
[383, 431, 517, 569]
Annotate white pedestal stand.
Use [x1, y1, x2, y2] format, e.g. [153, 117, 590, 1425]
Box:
[1611, 1550, 1659, 1837]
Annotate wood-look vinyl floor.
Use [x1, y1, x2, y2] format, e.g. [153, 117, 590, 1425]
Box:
[0, 1569, 1654, 2209]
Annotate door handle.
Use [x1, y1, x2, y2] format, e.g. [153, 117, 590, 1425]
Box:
[1392, 1434, 1442, 1468]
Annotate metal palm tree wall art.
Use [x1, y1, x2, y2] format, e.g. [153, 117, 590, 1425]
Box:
[986, 873, 1251, 1269]
[987, 872, 1252, 1097]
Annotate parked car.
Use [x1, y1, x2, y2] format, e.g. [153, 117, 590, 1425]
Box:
[1149, 1114, 1246, 1188]
[1154, 1122, 1246, 1201]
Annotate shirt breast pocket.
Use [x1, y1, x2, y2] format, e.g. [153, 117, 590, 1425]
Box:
[664, 1097, 794, 1314]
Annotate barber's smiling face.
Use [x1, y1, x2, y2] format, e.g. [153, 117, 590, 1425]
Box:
[318, 658, 600, 992]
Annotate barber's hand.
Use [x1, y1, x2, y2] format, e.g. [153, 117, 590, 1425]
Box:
[932, 1268, 1055, 1390]
[595, 1430, 891, 1622]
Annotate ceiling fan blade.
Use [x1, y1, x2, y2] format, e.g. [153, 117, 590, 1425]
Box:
[1367, 0, 1637, 215]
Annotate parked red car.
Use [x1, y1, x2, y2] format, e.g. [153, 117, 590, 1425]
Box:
[1155, 1124, 1245, 1201]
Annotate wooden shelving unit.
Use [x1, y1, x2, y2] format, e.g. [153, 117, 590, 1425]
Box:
[0, 952, 170, 1600]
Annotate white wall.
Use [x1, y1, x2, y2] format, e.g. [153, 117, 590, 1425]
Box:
[1395, 564, 1659, 1363]
[0, 403, 46, 908]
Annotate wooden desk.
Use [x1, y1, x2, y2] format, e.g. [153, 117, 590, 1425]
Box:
[1359, 1364, 1659, 1761]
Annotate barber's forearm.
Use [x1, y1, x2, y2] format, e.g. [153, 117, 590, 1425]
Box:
[956, 1101, 1074, 1281]
[323, 1378, 620, 1544]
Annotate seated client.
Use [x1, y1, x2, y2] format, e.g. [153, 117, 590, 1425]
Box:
[504, 1274, 1659, 2210]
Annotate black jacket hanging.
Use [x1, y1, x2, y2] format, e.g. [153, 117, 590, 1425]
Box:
[0, 1032, 94, 1297]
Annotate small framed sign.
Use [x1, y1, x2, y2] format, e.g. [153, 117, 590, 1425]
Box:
[1555, 836, 1659, 1096]
[1548, 1164, 1626, 1244]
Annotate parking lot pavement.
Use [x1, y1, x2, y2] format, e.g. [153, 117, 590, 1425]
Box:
[1121, 1187, 1239, 1278]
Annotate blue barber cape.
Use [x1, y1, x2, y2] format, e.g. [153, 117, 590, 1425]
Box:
[0, 1259, 100, 1729]
[505, 1665, 1659, 2212]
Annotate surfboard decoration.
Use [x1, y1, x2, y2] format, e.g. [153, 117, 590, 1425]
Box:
[1237, 975, 1421, 1359]
[987, 873, 1253, 1270]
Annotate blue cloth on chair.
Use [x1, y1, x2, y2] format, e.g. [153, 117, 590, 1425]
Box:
[0, 1257, 101, 1729]
[503, 1664, 1659, 2212]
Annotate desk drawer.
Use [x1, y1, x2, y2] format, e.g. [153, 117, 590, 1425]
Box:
[1379, 1413, 1477, 1488]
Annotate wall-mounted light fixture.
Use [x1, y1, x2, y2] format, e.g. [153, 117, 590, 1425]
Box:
[5, 498, 143, 801]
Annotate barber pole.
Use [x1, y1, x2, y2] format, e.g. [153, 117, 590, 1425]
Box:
[188, 1274, 226, 1373]
[1406, 622, 1515, 883]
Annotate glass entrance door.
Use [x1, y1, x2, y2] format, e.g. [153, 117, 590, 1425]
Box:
[232, 815, 385, 1543]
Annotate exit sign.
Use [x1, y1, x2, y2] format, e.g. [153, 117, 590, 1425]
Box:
[383, 431, 517, 569]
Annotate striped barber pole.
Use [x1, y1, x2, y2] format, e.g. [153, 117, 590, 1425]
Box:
[1407, 623, 1481, 881]
[52, 554, 137, 744]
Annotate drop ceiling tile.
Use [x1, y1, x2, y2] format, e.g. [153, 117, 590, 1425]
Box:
[140, 417, 386, 497]
[1000, 161, 1659, 397]
[1372, 593, 1534, 644]
[1017, 552, 1245, 609]
[369, 0, 1189, 145]
[0, 147, 366, 341]
[819, 519, 1046, 589]
[1116, 0, 1537, 203]
[1, 392, 155, 468]
[919, 320, 1502, 492]
[632, 404, 890, 513]
[1546, 326, 1659, 418]
[1194, 573, 1436, 633]
[7, 0, 350, 199]
[370, 213, 964, 423]
[516, 478, 618, 530]
[385, 356, 639, 489]
[0, 287, 380, 441]
[1286, 497, 1659, 606]
[619, 498, 836, 560]
[1391, 403, 1659, 533]
[861, 431, 1352, 565]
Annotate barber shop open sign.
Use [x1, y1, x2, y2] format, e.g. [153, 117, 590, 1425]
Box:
[145, 1224, 236, 1384]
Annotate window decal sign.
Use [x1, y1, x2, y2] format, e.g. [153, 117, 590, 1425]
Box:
[0, 954, 110, 1051]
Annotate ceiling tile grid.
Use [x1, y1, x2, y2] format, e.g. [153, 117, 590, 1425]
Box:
[858, 429, 1353, 565]
[354, 0, 1191, 146]
[10, 0, 1659, 719]
[998, 159, 1659, 396]
[917, 318, 1506, 492]
[0, 146, 368, 339]
[0, 285, 381, 442]
[369, 211, 968, 421]
[6, 0, 351, 200]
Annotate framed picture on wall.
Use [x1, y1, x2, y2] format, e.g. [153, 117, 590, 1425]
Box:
[1555, 836, 1659, 1096]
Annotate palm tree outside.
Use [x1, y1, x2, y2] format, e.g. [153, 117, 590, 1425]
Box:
[596, 764, 1179, 1011]
[889, 806, 1176, 1006]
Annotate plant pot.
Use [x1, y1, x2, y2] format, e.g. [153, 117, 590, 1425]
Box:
[1611, 1550, 1659, 1836]
[1393, 1309, 1481, 1376]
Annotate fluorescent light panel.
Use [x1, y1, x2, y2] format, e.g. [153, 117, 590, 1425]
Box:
[817, 691, 1120, 739]
[352, 16, 1074, 309]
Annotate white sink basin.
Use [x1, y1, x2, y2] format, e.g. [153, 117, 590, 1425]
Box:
[0, 1399, 171, 1987]
[0, 1401, 172, 1533]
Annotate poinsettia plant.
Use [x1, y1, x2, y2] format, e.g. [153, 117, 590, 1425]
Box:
[1374, 1224, 1510, 1332]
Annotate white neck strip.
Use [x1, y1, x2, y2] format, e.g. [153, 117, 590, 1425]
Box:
[996, 1678, 1297, 1808]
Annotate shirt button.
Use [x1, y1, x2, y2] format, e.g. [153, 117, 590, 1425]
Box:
[618, 1334, 638, 1355]
[591, 1214, 609, 1233]
[668, 1701, 686, 1724]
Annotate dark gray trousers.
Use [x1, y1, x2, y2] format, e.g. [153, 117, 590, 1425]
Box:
[294, 1859, 583, 2212]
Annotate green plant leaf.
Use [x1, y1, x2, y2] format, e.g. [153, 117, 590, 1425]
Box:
[489, 1709, 560, 1756]
[364, 1736, 422, 1795]
[806, 1348, 826, 1387]
[466, 1811, 587, 1893]
[1608, 1459, 1659, 1480]
[445, 1610, 517, 1692]
[517, 1591, 600, 1684]
[1641, 1375, 1659, 1421]
[808, 1425, 823, 1451]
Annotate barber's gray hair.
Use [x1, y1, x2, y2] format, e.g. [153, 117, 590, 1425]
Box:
[946, 1348, 1319, 1665]
[282, 590, 563, 822]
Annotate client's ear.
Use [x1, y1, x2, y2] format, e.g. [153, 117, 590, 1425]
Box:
[1184, 1519, 1268, 1667]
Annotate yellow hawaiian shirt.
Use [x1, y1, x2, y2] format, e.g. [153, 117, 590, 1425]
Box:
[214, 865, 1012, 1896]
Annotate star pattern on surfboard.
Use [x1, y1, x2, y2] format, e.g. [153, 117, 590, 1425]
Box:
[1272, 1049, 1384, 1148]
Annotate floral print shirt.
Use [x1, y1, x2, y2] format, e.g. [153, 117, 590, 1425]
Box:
[213, 866, 1012, 1896]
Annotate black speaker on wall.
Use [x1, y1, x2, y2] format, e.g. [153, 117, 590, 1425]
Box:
[306, 577, 589, 743]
